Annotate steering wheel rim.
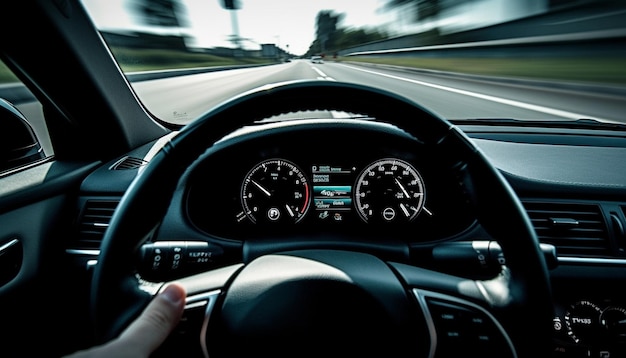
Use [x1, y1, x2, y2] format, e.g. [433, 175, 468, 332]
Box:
[91, 80, 554, 357]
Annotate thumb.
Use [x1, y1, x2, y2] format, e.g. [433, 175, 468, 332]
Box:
[116, 282, 187, 354]
[63, 283, 187, 358]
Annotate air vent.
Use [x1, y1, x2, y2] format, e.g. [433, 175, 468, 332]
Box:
[72, 199, 119, 251]
[110, 156, 147, 170]
[523, 201, 610, 257]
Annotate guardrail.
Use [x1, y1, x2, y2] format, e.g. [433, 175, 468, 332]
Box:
[340, 28, 626, 58]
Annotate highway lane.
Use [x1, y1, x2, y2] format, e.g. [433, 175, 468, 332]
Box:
[131, 61, 321, 124]
[131, 59, 626, 126]
[12, 59, 626, 157]
[311, 61, 626, 123]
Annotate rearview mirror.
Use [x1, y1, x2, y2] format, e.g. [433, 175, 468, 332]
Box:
[0, 98, 45, 174]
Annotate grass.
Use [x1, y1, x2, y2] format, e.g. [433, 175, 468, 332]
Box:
[109, 47, 276, 72]
[339, 56, 626, 86]
[0, 62, 20, 83]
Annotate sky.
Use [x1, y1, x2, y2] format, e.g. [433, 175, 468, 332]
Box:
[82, 0, 395, 55]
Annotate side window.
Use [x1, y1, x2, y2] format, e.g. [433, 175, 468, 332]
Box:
[0, 59, 52, 175]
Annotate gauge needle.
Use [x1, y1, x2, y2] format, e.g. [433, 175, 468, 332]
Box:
[251, 179, 271, 197]
[400, 203, 411, 217]
[395, 178, 410, 198]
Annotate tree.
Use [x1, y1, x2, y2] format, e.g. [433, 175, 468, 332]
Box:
[316, 10, 345, 53]
[306, 10, 389, 57]
[382, 0, 443, 21]
[133, 0, 188, 27]
[335, 28, 388, 50]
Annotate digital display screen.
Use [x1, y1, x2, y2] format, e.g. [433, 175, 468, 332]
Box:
[311, 165, 356, 222]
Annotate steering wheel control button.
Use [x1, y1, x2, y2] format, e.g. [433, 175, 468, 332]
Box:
[426, 298, 514, 358]
[139, 241, 224, 281]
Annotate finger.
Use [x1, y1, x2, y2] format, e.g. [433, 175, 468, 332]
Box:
[116, 282, 187, 355]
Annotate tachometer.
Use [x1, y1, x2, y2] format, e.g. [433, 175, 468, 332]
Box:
[354, 158, 425, 223]
[241, 159, 311, 224]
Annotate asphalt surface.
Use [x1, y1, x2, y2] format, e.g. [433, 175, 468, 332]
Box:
[130, 60, 626, 125]
[10, 58, 626, 157]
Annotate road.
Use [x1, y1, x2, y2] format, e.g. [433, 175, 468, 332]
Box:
[13, 59, 626, 157]
[131, 60, 626, 126]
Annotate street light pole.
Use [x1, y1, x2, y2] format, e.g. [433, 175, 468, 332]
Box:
[230, 9, 241, 49]
[220, 0, 242, 50]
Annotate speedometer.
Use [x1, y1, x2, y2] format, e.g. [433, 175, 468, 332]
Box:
[241, 158, 311, 224]
[354, 158, 425, 223]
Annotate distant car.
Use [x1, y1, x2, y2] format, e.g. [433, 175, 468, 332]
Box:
[310, 55, 324, 64]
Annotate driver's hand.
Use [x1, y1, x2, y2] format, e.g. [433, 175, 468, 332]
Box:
[64, 283, 187, 358]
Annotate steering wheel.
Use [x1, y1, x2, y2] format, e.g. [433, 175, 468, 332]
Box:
[91, 80, 554, 357]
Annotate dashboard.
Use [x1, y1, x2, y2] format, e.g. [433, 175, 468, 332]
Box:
[462, 124, 626, 358]
[74, 117, 626, 357]
[183, 119, 626, 357]
[552, 297, 626, 357]
[184, 120, 476, 241]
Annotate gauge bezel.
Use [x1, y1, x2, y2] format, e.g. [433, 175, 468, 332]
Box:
[240, 158, 311, 224]
[353, 158, 426, 224]
[564, 300, 603, 345]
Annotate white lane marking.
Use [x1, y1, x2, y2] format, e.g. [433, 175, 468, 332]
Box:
[343, 65, 604, 120]
[311, 66, 327, 77]
[311, 66, 335, 81]
[549, 9, 626, 25]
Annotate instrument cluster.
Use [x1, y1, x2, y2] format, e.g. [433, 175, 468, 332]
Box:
[239, 157, 428, 225]
[184, 124, 476, 241]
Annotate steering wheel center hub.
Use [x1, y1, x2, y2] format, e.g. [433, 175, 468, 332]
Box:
[207, 250, 429, 357]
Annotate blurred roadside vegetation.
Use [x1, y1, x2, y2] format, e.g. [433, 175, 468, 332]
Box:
[109, 47, 276, 72]
[3, 1, 622, 88]
[305, 2, 626, 87]
[340, 56, 626, 85]
[1, 48, 625, 86]
[0, 47, 276, 84]
[0, 62, 19, 83]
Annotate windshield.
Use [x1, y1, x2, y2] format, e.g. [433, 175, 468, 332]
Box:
[81, 0, 626, 126]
